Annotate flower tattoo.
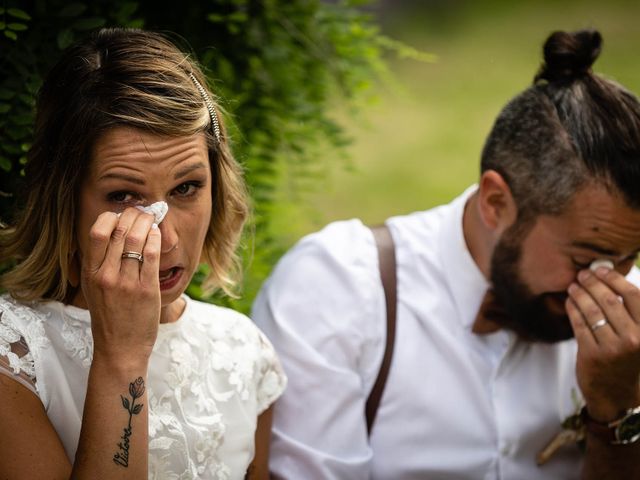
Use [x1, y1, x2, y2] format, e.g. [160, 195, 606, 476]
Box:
[113, 377, 145, 467]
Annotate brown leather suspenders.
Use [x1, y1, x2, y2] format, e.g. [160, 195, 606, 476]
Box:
[365, 225, 397, 435]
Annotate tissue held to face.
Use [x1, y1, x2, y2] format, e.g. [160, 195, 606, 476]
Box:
[136, 201, 168, 224]
[73, 127, 212, 311]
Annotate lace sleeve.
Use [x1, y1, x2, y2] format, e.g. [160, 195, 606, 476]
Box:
[0, 311, 38, 395]
[255, 330, 287, 414]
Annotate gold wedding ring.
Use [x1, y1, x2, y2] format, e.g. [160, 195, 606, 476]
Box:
[590, 318, 608, 332]
[121, 251, 144, 262]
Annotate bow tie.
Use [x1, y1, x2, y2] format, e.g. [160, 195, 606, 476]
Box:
[472, 289, 506, 335]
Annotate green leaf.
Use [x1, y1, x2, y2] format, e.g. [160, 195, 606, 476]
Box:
[58, 3, 87, 18]
[0, 8, 4, 15]
[0, 21, 6, 30]
[127, 19, 144, 29]
[207, 13, 225, 23]
[0, 89, 15, 100]
[228, 11, 248, 23]
[7, 23, 28, 32]
[73, 17, 106, 31]
[1, 144, 21, 155]
[7, 8, 31, 21]
[0, 104, 10, 114]
[116, 2, 139, 19]
[57, 29, 74, 50]
[4, 30, 17, 41]
[0, 156, 11, 172]
[12, 114, 33, 126]
[18, 93, 34, 106]
[25, 79, 42, 94]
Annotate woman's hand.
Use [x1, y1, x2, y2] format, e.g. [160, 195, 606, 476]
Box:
[566, 267, 640, 421]
[80, 207, 162, 365]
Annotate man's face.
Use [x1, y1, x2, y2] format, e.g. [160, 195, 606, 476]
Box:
[489, 184, 640, 342]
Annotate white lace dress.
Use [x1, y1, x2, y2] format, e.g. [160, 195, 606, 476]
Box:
[0, 294, 287, 479]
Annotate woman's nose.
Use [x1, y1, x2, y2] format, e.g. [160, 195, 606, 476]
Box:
[159, 213, 178, 254]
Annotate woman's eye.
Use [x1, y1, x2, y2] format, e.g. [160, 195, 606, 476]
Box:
[107, 191, 139, 204]
[173, 181, 202, 197]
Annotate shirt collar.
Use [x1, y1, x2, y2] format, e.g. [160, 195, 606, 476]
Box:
[438, 185, 490, 330]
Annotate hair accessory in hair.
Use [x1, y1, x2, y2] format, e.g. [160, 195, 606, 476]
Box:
[188, 73, 221, 143]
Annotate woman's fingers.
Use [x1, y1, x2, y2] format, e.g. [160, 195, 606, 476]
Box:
[140, 223, 161, 286]
[85, 208, 159, 286]
[85, 212, 120, 274]
[98, 209, 141, 274]
[119, 212, 156, 279]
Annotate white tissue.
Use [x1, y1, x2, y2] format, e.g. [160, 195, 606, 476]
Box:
[136, 201, 168, 224]
[589, 259, 614, 272]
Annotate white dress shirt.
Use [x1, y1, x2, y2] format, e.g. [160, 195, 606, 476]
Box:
[253, 187, 640, 480]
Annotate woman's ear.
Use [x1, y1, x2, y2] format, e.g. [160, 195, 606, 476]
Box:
[477, 170, 518, 233]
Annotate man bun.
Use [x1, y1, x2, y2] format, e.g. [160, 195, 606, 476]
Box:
[535, 29, 602, 83]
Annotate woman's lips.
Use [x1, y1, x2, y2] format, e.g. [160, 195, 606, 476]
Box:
[159, 267, 183, 290]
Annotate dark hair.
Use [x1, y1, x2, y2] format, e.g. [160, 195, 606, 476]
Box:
[0, 28, 248, 301]
[481, 29, 640, 222]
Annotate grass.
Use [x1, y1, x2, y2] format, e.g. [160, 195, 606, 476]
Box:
[268, 0, 640, 247]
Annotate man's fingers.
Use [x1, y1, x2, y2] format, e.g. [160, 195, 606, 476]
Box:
[566, 296, 597, 349]
[593, 267, 640, 324]
[567, 281, 617, 344]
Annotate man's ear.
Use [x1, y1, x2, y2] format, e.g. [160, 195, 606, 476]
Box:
[477, 170, 518, 233]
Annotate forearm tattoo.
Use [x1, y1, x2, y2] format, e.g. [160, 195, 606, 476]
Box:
[113, 377, 145, 467]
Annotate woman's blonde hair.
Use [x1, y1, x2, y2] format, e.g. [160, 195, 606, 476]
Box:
[0, 28, 248, 301]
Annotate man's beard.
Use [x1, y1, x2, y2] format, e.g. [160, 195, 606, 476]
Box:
[488, 225, 574, 343]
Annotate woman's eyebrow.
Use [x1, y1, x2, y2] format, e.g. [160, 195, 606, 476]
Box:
[174, 162, 207, 180]
[98, 172, 145, 185]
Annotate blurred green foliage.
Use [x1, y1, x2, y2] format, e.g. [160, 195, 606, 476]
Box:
[0, 0, 425, 312]
[288, 0, 640, 239]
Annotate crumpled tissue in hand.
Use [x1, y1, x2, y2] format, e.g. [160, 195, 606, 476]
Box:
[136, 201, 168, 224]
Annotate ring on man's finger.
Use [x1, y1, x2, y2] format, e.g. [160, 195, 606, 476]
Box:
[590, 318, 608, 332]
[121, 251, 144, 263]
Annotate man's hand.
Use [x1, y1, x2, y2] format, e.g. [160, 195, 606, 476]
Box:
[566, 267, 640, 422]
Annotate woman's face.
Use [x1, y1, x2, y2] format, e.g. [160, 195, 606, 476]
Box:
[74, 127, 212, 317]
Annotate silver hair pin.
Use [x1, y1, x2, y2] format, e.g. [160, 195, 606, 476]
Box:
[189, 72, 221, 143]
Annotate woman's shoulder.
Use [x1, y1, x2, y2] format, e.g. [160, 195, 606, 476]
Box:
[0, 294, 47, 322]
[0, 295, 50, 345]
[0, 295, 53, 397]
[184, 296, 262, 340]
[180, 295, 287, 410]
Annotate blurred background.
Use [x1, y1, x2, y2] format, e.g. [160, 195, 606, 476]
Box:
[270, 0, 640, 245]
[1, 0, 639, 309]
